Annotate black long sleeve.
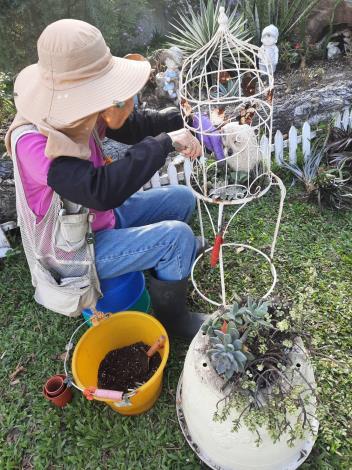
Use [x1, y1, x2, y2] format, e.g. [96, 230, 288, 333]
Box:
[47, 134, 173, 211]
[106, 108, 183, 145]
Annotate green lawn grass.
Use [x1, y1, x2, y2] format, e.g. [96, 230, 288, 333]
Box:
[1, 187, 351, 469]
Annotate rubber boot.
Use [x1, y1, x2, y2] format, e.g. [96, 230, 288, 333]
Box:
[195, 236, 209, 257]
[148, 274, 206, 340]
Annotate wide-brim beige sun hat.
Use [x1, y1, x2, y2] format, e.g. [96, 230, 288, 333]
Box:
[13, 19, 151, 126]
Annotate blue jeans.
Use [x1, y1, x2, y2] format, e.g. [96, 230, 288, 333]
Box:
[95, 186, 198, 281]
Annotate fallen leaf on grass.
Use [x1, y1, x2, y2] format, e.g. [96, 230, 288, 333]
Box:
[10, 379, 20, 386]
[9, 364, 25, 381]
[57, 352, 67, 362]
[6, 427, 20, 444]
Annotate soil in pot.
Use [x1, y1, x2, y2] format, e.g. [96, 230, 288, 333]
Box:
[98, 342, 161, 393]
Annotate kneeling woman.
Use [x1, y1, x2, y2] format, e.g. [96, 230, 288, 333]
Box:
[5, 19, 204, 339]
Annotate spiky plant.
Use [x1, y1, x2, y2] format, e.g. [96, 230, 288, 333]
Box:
[314, 156, 352, 210]
[208, 329, 248, 379]
[238, 0, 319, 46]
[282, 130, 352, 210]
[168, 0, 248, 72]
[282, 135, 327, 195]
[326, 124, 352, 154]
[329, 152, 352, 172]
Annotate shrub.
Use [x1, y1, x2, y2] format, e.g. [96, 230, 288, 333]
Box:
[0, 72, 15, 126]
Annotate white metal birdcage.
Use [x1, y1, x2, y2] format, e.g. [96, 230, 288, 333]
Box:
[179, 6, 286, 307]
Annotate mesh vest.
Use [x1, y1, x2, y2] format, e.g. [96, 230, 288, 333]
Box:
[11, 124, 101, 317]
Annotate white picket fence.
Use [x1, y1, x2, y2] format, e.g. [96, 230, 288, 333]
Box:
[142, 106, 352, 190]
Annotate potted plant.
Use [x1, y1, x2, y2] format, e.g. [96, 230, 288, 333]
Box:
[176, 298, 319, 470]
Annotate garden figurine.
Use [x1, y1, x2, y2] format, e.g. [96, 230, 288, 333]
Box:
[163, 57, 179, 99]
[5, 19, 205, 339]
[327, 41, 342, 59]
[156, 47, 183, 102]
[258, 24, 279, 74]
[221, 122, 259, 172]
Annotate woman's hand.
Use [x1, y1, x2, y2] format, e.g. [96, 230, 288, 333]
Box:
[167, 129, 202, 160]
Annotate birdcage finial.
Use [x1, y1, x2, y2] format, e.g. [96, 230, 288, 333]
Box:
[218, 6, 228, 30]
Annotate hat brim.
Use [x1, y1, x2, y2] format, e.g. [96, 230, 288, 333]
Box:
[13, 57, 151, 126]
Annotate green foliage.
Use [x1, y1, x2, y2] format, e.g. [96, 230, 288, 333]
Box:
[314, 164, 352, 211]
[86, 0, 148, 57]
[281, 126, 352, 211]
[168, 0, 248, 71]
[237, 0, 319, 46]
[279, 41, 301, 70]
[0, 0, 150, 73]
[0, 72, 15, 124]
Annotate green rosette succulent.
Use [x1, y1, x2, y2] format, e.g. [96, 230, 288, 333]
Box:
[207, 329, 248, 380]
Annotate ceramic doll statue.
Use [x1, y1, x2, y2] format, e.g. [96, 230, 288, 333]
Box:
[163, 55, 179, 99]
[327, 41, 341, 59]
[258, 24, 279, 74]
[155, 47, 183, 102]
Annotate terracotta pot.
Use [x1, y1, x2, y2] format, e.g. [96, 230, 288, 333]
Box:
[44, 375, 65, 397]
[43, 374, 73, 408]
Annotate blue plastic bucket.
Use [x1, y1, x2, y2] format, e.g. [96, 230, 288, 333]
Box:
[82, 271, 149, 325]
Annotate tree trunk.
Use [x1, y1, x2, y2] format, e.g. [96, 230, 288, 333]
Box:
[0, 159, 16, 224]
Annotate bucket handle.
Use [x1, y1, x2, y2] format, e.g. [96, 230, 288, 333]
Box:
[63, 315, 137, 406]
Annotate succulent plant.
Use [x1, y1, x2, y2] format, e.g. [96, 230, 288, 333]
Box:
[207, 329, 248, 380]
[224, 298, 271, 328]
[201, 315, 223, 335]
[327, 124, 352, 154]
[202, 298, 273, 380]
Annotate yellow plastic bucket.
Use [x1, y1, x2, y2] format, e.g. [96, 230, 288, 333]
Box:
[72, 311, 169, 415]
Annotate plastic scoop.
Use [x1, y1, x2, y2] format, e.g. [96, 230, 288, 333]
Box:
[142, 335, 166, 374]
[83, 386, 137, 407]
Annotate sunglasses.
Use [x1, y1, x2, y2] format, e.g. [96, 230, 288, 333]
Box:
[113, 100, 125, 108]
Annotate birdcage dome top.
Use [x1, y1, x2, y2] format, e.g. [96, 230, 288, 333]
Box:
[179, 6, 274, 109]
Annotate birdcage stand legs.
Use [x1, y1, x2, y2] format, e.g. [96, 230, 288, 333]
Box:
[190, 173, 285, 307]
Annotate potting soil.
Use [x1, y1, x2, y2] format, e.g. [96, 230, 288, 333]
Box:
[98, 342, 161, 393]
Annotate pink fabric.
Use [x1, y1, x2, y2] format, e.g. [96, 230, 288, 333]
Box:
[16, 132, 116, 232]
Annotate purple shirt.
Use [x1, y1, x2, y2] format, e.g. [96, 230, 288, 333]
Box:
[16, 132, 116, 232]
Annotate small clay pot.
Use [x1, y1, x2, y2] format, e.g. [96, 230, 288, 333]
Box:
[43, 374, 73, 408]
[44, 375, 65, 397]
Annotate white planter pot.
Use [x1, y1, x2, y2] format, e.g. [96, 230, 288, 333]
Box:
[177, 327, 319, 470]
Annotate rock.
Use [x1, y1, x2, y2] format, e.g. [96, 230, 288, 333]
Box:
[307, 0, 352, 43]
[272, 60, 352, 132]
